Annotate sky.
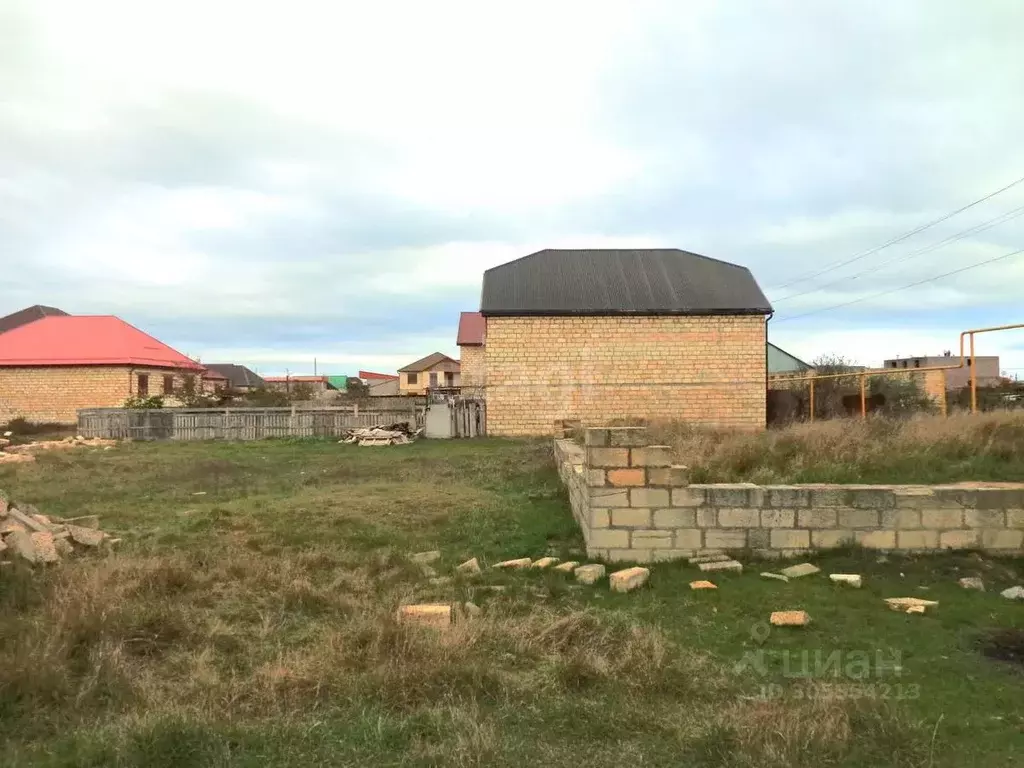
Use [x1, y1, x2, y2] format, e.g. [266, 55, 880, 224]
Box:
[2, 0, 1024, 377]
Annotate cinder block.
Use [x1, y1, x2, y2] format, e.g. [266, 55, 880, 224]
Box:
[631, 446, 673, 467]
[653, 508, 696, 529]
[932, 487, 974, 508]
[607, 427, 649, 447]
[647, 466, 690, 487]
[855, 530, 895, 549]
[632, 530, 674, 548]
[611, 508, 652, 528]
[880, 509, 922, 530]
[770, 529, 810, 549]
[674, 528, 703, 549]
[766, 486, 811, 508]
[964, 510, 1006, 528]
[972, 488, 1024, 510]
[940, 530, 979, 550]
[922, 508, 963, 528]
[812, 530, 854, 549]
[589, 488, 630, 507]
[705, 529, 747, 549]
[586, 469, 607, 487]
[810, 488, 848, 507]
[707, 485, 757, 508]
[589, 508, 610, 528]
[588, 529, 630, 549]
[748, 528, 770, 549]
[651, 549, 697, 562]
[718, 508, 760, 527]
[980, 529, 1024, 550]
[607, 549, 653, 563]
[798, 509, 838, 528]
[849, 488, 896, 509]
[838, 509, 880, 528]
[607, 468, 646, 487]
[897, 530, 939, 549]
[671, 487, 707, 507]
[584, 428, 610, 447]
[630, 488, 670, 508]
[1008, 510, 1024, 529]
[893, 488, 935, 508]
[696, 508, 717, 527]
[587, 448, 630, 468]
[761, 509, 796, 528]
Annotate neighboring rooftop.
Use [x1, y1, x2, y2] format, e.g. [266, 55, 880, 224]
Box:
[263, 376, 336, 386]
[359, 370, 399, 381]
[0, 305, 69, 335]
[457, 311, 485, 346]
[0, 316, 203, 370]
[481, 248, 772, 316]
[204, 363, 266, 389]
[398, 352, 459, 373]
[767, 342, 812, 375]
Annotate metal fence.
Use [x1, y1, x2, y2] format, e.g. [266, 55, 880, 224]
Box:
[78, 406, 425, 441]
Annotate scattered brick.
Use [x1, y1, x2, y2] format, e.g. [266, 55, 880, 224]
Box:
[1000, 586, 1024, 601]
[689, 580, 717, 590]
[699, 560, 743, 574]
[456, 557, 481, 575]
[959, 577, 985, 592]
[885, 597, 938, 614]
[780, 563, 821, 579]
[411, 550, 441, 565]
[829, 574, 863, 588]
[531, 557, 560, 569]
[397, 604, 452, 629]
[494, 557, 533, 569]
[760, 572, 790, 583]
[553, 560, 579, 573]
[574, 564, 606, 584]
[688, 553, 731, 565]
[6, 530, 37, 562]
[31, 532, 59, 563]
[610, 566, 650, 593]
[770, 610, 811, 627]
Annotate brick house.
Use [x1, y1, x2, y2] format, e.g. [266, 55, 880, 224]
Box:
[398, 352, 460, 395]
[0, 315, 206, 424]
[456, 311, 485, 391]
[479, 248, 773, 436]
[203, 363, 266, 392]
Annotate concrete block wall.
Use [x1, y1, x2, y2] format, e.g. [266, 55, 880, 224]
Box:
[459, 345, 485, 388]
[554, 425, 1024, 563]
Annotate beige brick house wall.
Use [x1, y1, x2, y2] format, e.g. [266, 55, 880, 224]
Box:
[485, 315, 767, 436]
[459, 345, 485, 388]
[0, 366, 196, 424]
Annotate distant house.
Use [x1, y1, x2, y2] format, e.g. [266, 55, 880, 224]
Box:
[0, 305, 69, 335]
[0, 315, 205, 424]
[262, 375, 339, 399]
[457, 311, 485, 390]
[202, 368, 230, 393]
[203, 363, 266, 391]
[883, 354, 1001, 389]
[767, 342, 813, 376]
[326, 375, 349, 393]
[397, 352, 460, 395]
[368, 378, 400, 396]
[359, 370, 398, 384]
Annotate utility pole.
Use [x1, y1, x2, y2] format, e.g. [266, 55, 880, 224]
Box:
[314, 357, 317, 376]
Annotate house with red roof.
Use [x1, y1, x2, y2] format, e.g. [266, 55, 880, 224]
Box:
[0, 313, 205, 424]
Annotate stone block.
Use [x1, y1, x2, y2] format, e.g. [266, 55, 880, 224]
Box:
[457, 558, 482, 575]
[980, 529, 1024, 550]
[718, 508, 760, 528]
[589, 488, 630, 507]
[690, 580, 717, 590]
[770, 610, 811, 627]
[1009, 510, 1024, 529]
[588, 447, 630, 468]
[855, 530, 895, 549]
[972, 488, 1024, 510]
[809, 488, 847, 507]
[647, 466, 691, 486]
[838, 509, 880, 529]
[631, 446, 673, 467]
[608, 549, 653, 563]
[531, 557, 560, 569]
[780, 562, 820, 579]
[964, 509, 1006, 529]
[586, 469, 607, 487]
[1001, 586, 1024, 601]
[6, 530, 37, 562]
[631, 530, 674, 549]
[896, 530, 939, 550]
[771, 529, 811, 549]
[672, 487, 707, 507]
[893, 488, 935, 508]
[653, 508, 696, 529]
[748, 529, 770, 549]
[630, 488, 670, 508]
[553, 560, 579, 573]
[588, 529, 630, 549]
[880, 509, 922, 530]
[761, 509, 796, 528]
[674, 529, 703, 549]
[397, 604, 452, 629]
[411, 550, 442, 565]
[610, 566, 650, 592]
[830, 574, 862, 588]
[705, 529, 747, 549]
[932, 487, 974, 508]
[584, 428, 610, 447]
[651, 549, 697, 562]
[922, 508, 963, 529]
[607, 427, 649, 447]
[607, 468, 646, 487]
[766, 486, 811, 508]
[611, 508, 651, 528]
[939, 530, 979, 550]
[849, 488, 896, 509]
[959, 577, 985, 591]
[761, 572, 789, 582]
[590, 508, 610, 528]
[574, 564, 606, 584]
[811, 530, 854, 549]
[698, 559, 743, 573]
[494, 557, 532, 569]
[67, 525, 104, 548]
[707, 485, 758, 508]
[798, 509, 838, 528]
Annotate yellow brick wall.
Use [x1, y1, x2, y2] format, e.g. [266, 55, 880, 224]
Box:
[0, 366, 196, 424]
[485, 315, 767, 436]
[459, 345, 485, 387]
[399, 363, 461, 395]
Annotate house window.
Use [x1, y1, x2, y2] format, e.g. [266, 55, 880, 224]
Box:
[900, 361, 907, 368]
[163, 375, 175, 394]
[889, 362, 897, 368]
[445, 371, 454, 386]
[137, 374, 149, 397]
[429, 372, 438, 388]
[913, 360, 920, 368]
[407, 373, 418, 385]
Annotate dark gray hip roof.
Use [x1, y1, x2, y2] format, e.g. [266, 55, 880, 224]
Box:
[481, 249, 772, 316]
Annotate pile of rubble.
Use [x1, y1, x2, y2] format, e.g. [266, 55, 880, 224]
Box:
[0, 495, 115, 564]
[0, 433, 115, 463]
[340, 422, 422, 446]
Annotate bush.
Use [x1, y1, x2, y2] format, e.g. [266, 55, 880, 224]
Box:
[123, 396, 164, 409]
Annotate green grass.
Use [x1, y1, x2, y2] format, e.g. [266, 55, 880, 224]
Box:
[1, 438, 1022, 767]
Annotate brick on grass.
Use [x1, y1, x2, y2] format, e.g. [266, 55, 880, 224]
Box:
[457, 558, 482, 575]
[553, 561, 579, 573]
[698, 559, 743, 574]
[689, 580, 717, 590]
[67, 525, 105, 548]
[770, 611, 811, 627]
[780, 563, 820, 579]
[6, 530, 37, 562]
[397, 604, 452, 629]
[31, 532, 60, 563]
[493, 557, 533, 569]
[411, 550, 441, 565]
[574, 564, 606, 584]
[609, 566, 650, 593]
[531, 557, 560, 569]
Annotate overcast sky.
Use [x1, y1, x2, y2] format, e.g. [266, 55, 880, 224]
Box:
[3, 0, 1024, 376]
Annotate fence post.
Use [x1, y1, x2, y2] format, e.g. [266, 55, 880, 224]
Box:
[354, 403, 359, 418]
[809, 380, 815, 423]
[860, 374, 867, 419]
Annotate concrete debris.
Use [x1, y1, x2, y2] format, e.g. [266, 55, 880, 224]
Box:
[690, 580, 717, 590]
[396, 603, 452, 629]
[411, 550, 441, 565]
[771, 610, 811, 627]
[340, 422, 422, 446]
[574, 564, 606, 585]
[688, 553, 731, 565]
[959, 577, 986, 592]
[531, 557, 560, 569]
[885, 597, 939, 614]
[610, 566, 650, 593]
[1001, 586, 1024, 601]
[1, 498, 111, 564]
[493, 557, 533, 569]
[0, 452, 35, 464]
[553, 561, 579, 573]
[830, 574, 863, 588]
[456, 557, 482, 575]
[760, 572, 790, 583]
[780, 563, 821, 579]
[699, 559, 743, 574]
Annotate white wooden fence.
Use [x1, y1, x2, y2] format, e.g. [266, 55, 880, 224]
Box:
[77, 406, 425, 441]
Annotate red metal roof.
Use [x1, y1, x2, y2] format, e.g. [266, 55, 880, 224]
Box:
[359, 370, 398, 381]
[0, 316, 204, 370]
[457, 311, 485, 346]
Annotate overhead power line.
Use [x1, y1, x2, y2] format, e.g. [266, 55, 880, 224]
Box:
[772, 203, 1024, 303]
[772, 246, 1024, 324]
[768, 173, 1024, 293]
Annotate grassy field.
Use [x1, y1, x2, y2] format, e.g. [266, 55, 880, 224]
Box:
[652, 411, 1024, 484]
[1, 436, 1022, 767]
